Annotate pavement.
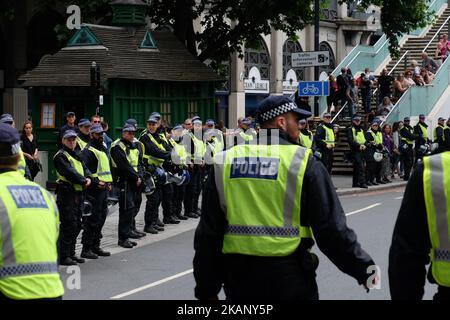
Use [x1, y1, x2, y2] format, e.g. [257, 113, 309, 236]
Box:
[59, 176, 435, 300]
[73, 174, 406, 256]
[332, 175, 407, 196]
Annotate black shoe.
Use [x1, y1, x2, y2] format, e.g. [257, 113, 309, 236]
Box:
[143, 225, 158, 234]
[176, 214, 188, 220]
[81, 250, 99, 260]
[359, 184, 369, 189]
[371, 181, 379, 186]
[118, 240, 134, 249]
[92, 248, 111, 257]
[70, 256, 85, 264]
[129, 230, 146, 239]
[60, 257, 78, 266]
[153, 225, 165, 231]
[163, 218, 181, 224]
[129, 240, 138, 246]
[133, 230, 147, 237]
[195, 209, 202, 216]
[366, 181, 373, 186]
[156, 220, 165, 227]
[384, 179, 392, 183]
[186, 212, 199, 219]
[376, 180, 386, 185]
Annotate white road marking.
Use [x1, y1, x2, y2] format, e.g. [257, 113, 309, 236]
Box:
[346, 203, 382, 217]
[110, 269, 193, 299]
[394, 196, 403, 200]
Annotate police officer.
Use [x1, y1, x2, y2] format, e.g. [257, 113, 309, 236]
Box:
[414, 114, 431, 163]
[389, 151, 450, 300]
[140, 115, 177, 234]
[434, 117, 446, 153]
[110, 124, 142, 249]
[79, 124, 113, 259]
[347, 114, 368, 188]
[171, 124, 190, 220]
[182, 118, 205, 219]
[399, 117, 420, 181]
[0, 123, 64, 300]
[234, 117, 255, 145]
[365, 120, 384, 185]
[298, 119, 313, 149]
[54, 130, 92, 265]
[58, 111, 78, 146]
[314, 113, 335, 174]
[0, 114, 30, 179]
[76, 119, 91, 151]
[193, 96, 376, 301]
[124, 119, 147, 239]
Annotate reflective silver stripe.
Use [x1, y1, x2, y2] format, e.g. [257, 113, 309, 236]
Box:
[214, 152, 227, 213]
[435, 249, 450, 262]
[226, 225, 299, 237]
[98, 171, 112, 176]
[0, 262, 58, 279]
[0, 196, 16, 266]
[283, 147, 306, 227]
[429, 154, 450, 249]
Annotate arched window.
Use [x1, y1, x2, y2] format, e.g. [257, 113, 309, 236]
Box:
[283, 39, 304, 81]
[319, 41, 336, 75]
[244, 38, 270, 80]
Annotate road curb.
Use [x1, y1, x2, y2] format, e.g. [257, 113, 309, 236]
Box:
[336, 181, 407, 196]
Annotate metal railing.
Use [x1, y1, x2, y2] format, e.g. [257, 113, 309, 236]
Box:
[331, 50, 409, 124]
[423, 13, 450, 52]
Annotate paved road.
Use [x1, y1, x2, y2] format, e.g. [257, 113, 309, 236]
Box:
[60, 187, 437, 300]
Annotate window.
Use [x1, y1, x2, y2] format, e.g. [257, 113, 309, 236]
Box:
[140, 31, 157, 49]
[40, 103, 55, 128]
[283, 40, 304, 81]
[187, 101, 198, 118]
[67, 26, 101, 47]
[245, 38, 270, 80]
[160, 102, 171, 125]
[319, 42, 336, 75]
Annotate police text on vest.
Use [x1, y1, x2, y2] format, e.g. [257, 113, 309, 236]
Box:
[7, 186, 49, 209]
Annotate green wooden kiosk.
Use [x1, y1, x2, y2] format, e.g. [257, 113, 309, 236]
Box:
[20, 0, 222, 183]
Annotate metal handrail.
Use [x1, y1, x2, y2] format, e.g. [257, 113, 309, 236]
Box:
[423, 13, 450, 52]
[331, 50, 409, 124]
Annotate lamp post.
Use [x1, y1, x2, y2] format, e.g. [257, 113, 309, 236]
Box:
[314, 0, 320, 117]
[90, 61, 101, 115]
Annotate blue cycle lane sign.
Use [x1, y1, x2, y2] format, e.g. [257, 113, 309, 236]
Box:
[298, 81, 330, 97]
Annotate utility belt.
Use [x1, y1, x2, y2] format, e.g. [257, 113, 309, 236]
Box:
[55, 181, 83, 194]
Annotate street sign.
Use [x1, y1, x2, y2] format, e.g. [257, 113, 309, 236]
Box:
[298, 81, 330, 97]
[292, 51, 330, 68]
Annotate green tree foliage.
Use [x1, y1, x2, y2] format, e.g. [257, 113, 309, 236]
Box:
[37, 0, 432, 64]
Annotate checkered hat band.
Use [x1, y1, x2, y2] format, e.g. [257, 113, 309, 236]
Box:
[260, 102, 297, 122]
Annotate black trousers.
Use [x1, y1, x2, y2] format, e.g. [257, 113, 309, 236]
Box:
[320, 150, 334, 175]
[81, 188, 108, 250]
[223, 253, 319, 301]
[352, 151, 366, 186]
[184, 166, 202, 214]
[131, 185, 143, 231]
[401, 147, 414, 181]
[173, 185, 186, 217]
[366, 160, 382, 183]
[56, 187, 83, 259]
[161, 183, 174, 219]
[145, 187, 162, 227]
[118, 183, 137, 241]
